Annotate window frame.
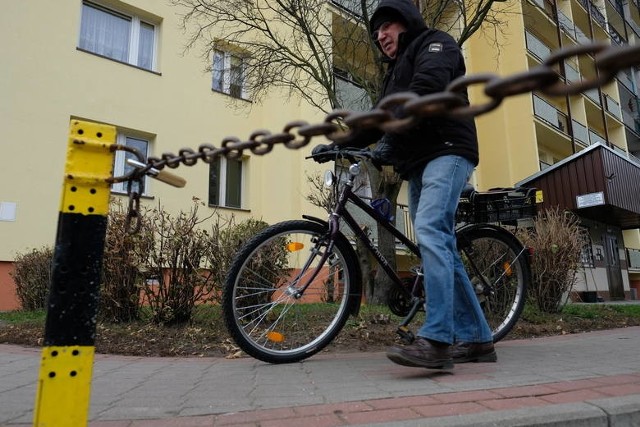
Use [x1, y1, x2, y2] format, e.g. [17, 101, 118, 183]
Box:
[111, 133, 151, 196]
[208, 156, 246, 209]
[212, 49, 248, 100]
[78, 1, 157, 71]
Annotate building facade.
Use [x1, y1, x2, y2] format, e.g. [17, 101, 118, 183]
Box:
[1, 0, 639, 310]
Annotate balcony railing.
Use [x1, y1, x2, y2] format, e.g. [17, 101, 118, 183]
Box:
[628, 248, 640, 270]
[533, 94, 569, 133]
[607, 0, 625, 18]
[331, 0, 375, 17]
[335, 73, 372, 111]
[585, 88, 601, 105]
[572, 119, 590, 145]
[618, 70, 635, 92]
[565, 63, 581, 83]
[525, 31, 552, 61]
[532, 0, 557, 19]
[589, 129, 606, 144]
[608, 25, 626, 45]
[604, 94, 623, 119]
[590, 3, 608, 28]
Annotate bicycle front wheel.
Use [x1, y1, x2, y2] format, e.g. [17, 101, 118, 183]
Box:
[223, 220, 360, 364]
[458, 225, 530, 343]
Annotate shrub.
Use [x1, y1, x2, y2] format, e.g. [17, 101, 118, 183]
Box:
[137, 200, 217, 325]
[100, 200, 145, 322]
[518, 208, 585, 313]
[11, 246, 53, 311]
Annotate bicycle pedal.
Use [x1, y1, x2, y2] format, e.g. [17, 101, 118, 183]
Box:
[396, 326, 415, 344]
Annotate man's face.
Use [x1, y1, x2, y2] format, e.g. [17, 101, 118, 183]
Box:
[375, 21, 406, 59]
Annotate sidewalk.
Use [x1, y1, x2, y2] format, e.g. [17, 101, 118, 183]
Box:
[1, 327, 640, 426]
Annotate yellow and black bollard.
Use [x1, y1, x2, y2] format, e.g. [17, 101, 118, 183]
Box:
[33, 120, 116, 426]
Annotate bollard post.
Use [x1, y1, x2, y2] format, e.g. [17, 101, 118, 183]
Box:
[33, 120, 116, 426]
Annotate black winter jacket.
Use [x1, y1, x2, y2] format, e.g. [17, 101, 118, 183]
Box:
[368, 0, 479, 178]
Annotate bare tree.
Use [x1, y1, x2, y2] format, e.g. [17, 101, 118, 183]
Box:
[172, 0, 512, 304]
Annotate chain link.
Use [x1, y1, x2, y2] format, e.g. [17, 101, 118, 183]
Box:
[112, 42, 640, 231]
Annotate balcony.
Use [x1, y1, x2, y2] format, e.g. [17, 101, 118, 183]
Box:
[604, 94, 623, 120]
[533, 94, 568, 133]
[573, 120, 590, 145]
[589, 129, 606, 144]
[559, 11, 591, 43]
[606, 0, 625, 19]
[585, 88, 601, 105]
[331, 0, 375, 17]
[335, 72, 372, 111]
[531, 0, 557, 20]
[525, 31, 552, 61]
[608, 24, 627, 44]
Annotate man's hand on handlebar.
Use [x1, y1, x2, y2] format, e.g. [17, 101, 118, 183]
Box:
[310, 144, 336, 163]
[308, 144, 387, 171]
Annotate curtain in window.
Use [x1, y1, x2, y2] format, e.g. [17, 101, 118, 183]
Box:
[212, 51, 225, 92]
[229, 55, 243, 98]
[79, 3, 131, 63]
[226, 158, 242, 208]
[138, 22, 154, 70]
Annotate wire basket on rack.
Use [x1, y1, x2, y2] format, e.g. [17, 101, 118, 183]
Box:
[456, 187, 538, 225]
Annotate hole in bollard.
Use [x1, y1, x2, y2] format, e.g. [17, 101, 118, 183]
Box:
[90, 188, 96, 194]
[96, 132, 102, 138]
[68, 205, 75, 211]
[51, 350, 58, 357]
[71, 186, 77, 192]
[78, 129, 84, 135]
[88, 207, 94, 213]
[72, 349, 79, 356]
[70, 371, 77, 377]
[48, 372, 56, 378]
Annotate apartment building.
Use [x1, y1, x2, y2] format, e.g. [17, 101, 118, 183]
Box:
[0, 0, 329, 309]
[466, 0, 640, 298]
[1, 0, 638, 310]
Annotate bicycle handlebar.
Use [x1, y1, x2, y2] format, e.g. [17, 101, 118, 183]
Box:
[306, 146, 380, 167]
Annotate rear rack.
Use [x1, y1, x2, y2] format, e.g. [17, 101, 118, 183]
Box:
[457, 187, 538, 225]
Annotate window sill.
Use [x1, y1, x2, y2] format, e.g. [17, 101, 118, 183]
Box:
[111, 190, 155, 200]
[208, 204, 251, 212]
[211, 88, 251, 103]
[77, 48, 162, 76]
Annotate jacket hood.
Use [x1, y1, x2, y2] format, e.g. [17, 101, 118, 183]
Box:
[369, 0, 426, 36]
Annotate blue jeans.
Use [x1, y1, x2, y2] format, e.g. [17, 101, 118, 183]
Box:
[408, 155, 493, 345]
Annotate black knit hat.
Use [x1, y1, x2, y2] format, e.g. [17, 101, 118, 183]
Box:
[370, 7, 406, 35]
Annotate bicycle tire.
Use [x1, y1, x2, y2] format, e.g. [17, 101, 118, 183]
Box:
[223, 219, 361, 364]
[457, 225, 530, 343]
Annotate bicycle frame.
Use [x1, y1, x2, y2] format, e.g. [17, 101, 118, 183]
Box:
[319, 160, 529, 300]
[325, 163, 419, 292]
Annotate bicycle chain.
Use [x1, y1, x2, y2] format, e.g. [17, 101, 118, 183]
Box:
[116, 42, 640, 231]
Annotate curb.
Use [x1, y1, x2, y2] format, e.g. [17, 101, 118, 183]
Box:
[376, 394, 640, 427]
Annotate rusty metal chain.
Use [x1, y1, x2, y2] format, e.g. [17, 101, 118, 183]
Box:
[115, 42, 640, 232]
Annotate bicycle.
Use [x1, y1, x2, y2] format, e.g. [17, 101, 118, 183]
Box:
[223, 148, 534, 364]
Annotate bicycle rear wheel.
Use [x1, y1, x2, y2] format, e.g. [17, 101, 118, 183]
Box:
[457, 225, 530, 343]
[223, 220, 360, 364]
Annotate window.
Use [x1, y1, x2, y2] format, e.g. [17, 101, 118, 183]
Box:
[580, 227, 595, 268]
[79, 1, 156, 71]
[212, 50, 247, 99]
[209, 157, 245, 208]
[112, 134, 150, 195]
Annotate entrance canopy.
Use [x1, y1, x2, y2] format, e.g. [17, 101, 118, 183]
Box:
[517, 143, 640, 229]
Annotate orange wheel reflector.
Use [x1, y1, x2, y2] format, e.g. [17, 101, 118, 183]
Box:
[503, 262, 513, 276]
[286, 242, 304, 252]
[266, 331, 285, 342]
